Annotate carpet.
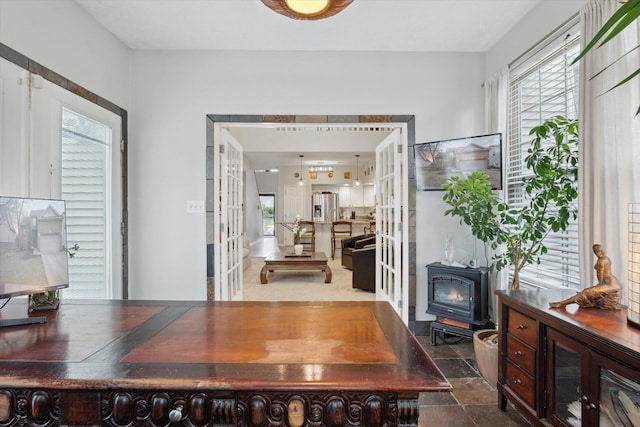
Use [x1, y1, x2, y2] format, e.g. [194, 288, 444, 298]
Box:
[242, 256, 376, 301]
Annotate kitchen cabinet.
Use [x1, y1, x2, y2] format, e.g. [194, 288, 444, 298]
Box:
[351, 186, 364, 207]
[497, 289, 640, 427]
[363, 185, 375, 207]
[338, 187, 351, 207]
[338, 186, 373, 207]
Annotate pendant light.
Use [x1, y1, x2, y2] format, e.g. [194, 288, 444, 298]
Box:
[298, 155, 305, 186]
[354, 154, 361, 187]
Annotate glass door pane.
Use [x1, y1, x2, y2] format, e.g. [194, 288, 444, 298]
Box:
[599, 368, 640, 426]
[260, 194, 275, 236]
[553, 342, 582, 426]
[61, 108, 111, 299]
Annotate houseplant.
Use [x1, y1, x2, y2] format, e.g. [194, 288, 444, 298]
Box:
[442, 116, 579, 290]
[442, 116, 578, 386]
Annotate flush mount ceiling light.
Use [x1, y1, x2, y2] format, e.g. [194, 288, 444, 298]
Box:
[260, 0, 353, 20]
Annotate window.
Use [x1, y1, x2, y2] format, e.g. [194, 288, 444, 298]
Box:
[507, 19, 580, 289]
[61, 108, 112, 298]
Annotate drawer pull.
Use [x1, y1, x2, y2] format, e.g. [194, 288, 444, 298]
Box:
[514, 350, 523, 356]
[587, 403, 597, 411]
[516, 324, 525, 330]
[169, 405, 184, 422]
[513, 379, 522, 385]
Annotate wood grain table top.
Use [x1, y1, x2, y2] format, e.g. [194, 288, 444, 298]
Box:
[0, 300, 451, 393]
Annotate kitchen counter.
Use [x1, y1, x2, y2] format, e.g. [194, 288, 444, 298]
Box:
[313, 220, 374, 256]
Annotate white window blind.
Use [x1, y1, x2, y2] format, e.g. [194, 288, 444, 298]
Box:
[507, 20, 581, 290]
[61, 108, 111, 298]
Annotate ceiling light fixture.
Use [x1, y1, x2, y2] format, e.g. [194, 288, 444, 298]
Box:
[298, 155, 305, 186]
[354, 154, 361, 187]
[309, 166, 334, 173]
[260, 0, 353, 20]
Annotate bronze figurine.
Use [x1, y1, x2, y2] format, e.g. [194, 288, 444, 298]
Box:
[549, 244, 621, 310]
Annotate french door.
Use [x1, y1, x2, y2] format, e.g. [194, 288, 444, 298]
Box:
[213, 127, 244, 300]
[375, 128, 409, 323]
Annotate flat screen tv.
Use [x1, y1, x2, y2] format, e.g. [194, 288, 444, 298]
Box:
[0, 196, 69, 288]
[414, 133, 502, 191]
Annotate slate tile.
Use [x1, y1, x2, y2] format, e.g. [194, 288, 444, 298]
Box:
[433, 359, 479, 379]
[463, 404, 533, 426]
[448, 377, 497, 405]
[418, 405, 476, 427]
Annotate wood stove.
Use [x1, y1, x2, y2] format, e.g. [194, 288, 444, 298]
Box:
[426, 262, 491, 344]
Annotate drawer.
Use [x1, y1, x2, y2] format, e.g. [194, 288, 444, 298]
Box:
[507, 309, 537, 348]
[506, 334, 535, 375]
[505, 360, 535, 408]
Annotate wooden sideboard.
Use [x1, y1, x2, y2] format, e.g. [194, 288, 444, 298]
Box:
[497, 289, 640, 427]
[0, 299, 450, 426]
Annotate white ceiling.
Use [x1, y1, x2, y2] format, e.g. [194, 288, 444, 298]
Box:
[73, 0, 541, 169]
[74, 0, 540, 52]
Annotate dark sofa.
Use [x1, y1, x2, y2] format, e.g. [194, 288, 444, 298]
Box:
[341, 234, 375, 269]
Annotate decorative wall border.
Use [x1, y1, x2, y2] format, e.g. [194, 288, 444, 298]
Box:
[205, 114, 417, 316]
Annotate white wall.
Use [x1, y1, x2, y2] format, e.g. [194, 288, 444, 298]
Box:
[0, 0, 130, 109]
[486, 0, 587, 77]
[243, 166, 263, 244]
[0, 0, 589, 311]
[129, 50, 486, 300]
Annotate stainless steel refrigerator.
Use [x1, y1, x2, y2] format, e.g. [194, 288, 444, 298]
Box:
[312, 192, 338, 223]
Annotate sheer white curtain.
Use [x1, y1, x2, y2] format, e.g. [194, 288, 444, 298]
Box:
[484, 67, 509, 317]
[484, 67, 508, 136]
[579, 0, 640, 303]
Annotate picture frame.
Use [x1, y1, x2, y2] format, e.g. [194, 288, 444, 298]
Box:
[414, 133, 502, 191]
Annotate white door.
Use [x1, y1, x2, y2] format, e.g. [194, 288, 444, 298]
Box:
[375, 128, 409, 323]
[214, 127, 244, 301]
[8, 62, 123, 300]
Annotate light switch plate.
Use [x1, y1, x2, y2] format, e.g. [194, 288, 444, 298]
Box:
[186, 200, 205, 213]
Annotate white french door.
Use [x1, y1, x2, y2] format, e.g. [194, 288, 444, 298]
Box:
[375, 128, 408, 323]
[214, 127, 244, 300]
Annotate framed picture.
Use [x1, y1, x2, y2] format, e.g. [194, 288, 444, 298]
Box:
[414, 133, 502, 191]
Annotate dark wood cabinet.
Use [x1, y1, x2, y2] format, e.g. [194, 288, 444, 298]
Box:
[497, 289, 640, 427]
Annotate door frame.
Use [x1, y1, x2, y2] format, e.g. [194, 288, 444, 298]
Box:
[0, 43, 129, 298]
[205, 115, 417, 318]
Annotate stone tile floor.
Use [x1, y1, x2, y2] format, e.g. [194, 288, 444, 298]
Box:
[414, 333, 533, 427]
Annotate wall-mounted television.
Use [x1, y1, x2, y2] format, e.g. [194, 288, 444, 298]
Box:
[414, 133, 502, 191]
[0, 196, 69, 288]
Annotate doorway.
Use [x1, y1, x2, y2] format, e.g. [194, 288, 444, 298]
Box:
[205, 114, 416, 319]
[259, 194, 275, 236]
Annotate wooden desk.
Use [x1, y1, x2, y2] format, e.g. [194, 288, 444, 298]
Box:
[0, 300, 449, 426]
[260, 251, 332, 284]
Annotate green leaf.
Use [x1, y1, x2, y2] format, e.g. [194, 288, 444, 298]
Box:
[599, 4, 640, 47]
